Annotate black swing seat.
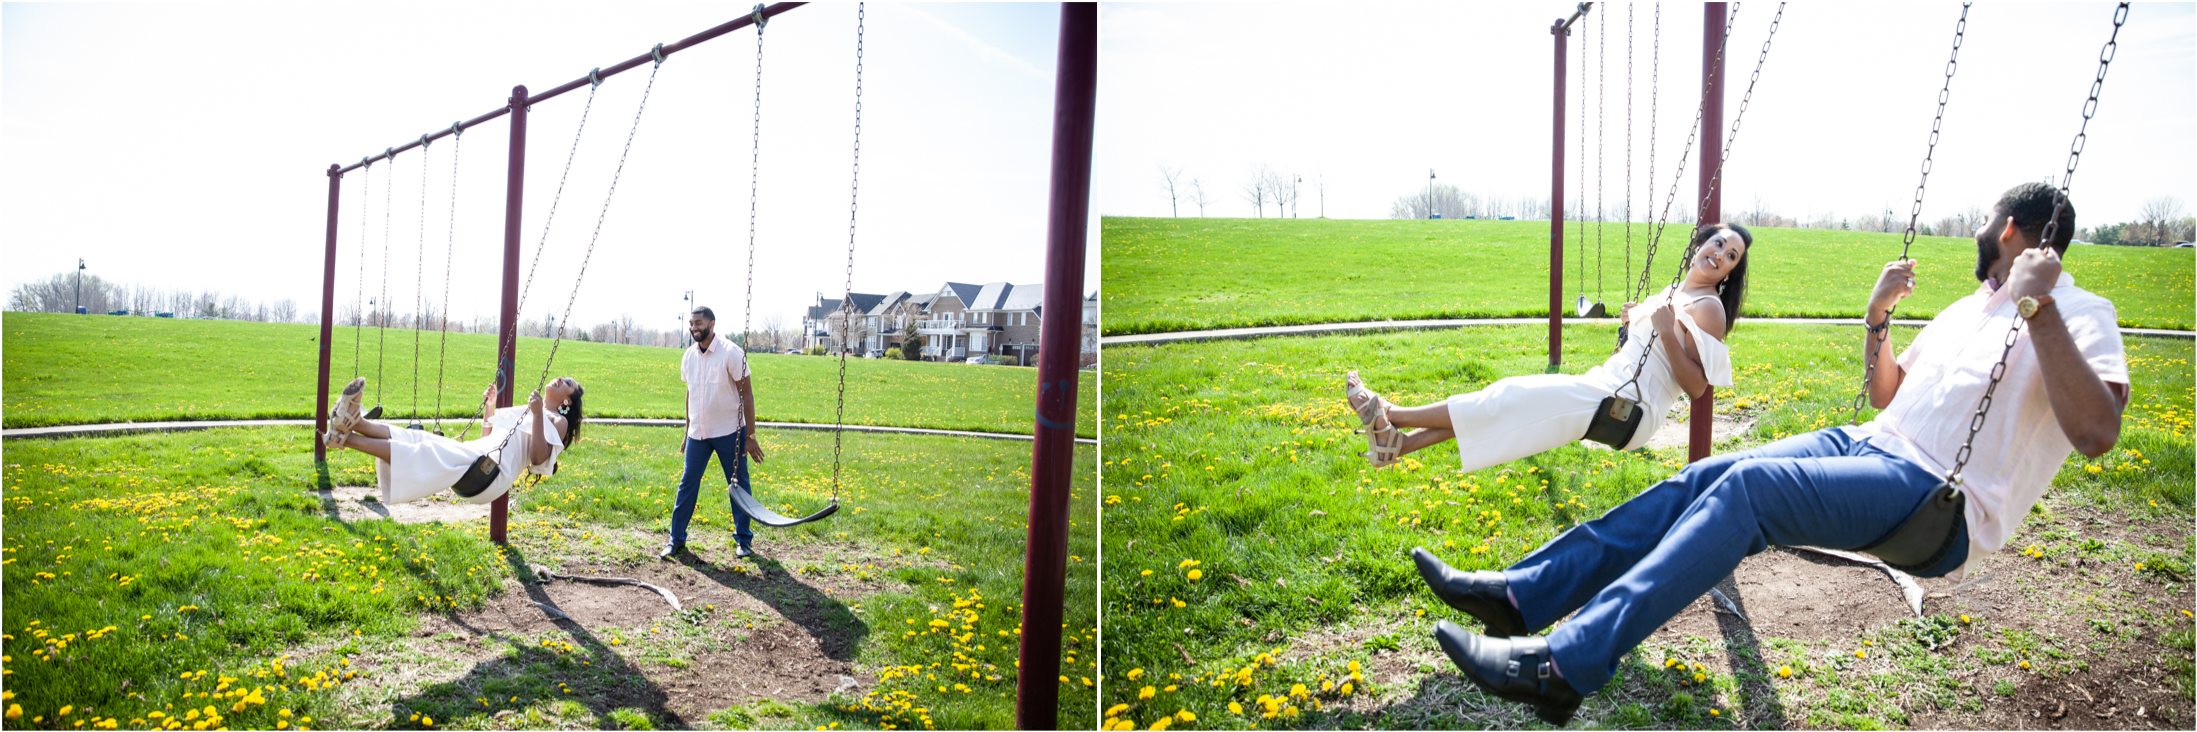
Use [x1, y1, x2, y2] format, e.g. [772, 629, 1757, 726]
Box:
[1855, 483, 1965, 576]
[1582, 395, 1644, 450]
[729, 482, 839, 527]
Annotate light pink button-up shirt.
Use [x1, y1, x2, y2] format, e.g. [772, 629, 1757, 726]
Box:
[1845, 272, 2127, 564]
[682, 334, 753, 440]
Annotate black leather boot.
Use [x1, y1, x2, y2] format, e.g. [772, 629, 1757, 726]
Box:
[1412, 547, 1530, 637]
[1433, 621, 1583, 726]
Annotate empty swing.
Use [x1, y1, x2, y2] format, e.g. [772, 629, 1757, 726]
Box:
[718, 4, 864, 529]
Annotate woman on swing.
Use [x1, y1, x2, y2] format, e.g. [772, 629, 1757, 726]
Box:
[1347, 222, 1752, 469]
[322, 376, 585, 504]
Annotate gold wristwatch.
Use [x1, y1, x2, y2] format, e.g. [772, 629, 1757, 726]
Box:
[2017, 293, 2056, 320]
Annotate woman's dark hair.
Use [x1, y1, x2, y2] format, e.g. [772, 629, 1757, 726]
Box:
[560, 383, 585, 446]
[1688, 222, 1753, 332]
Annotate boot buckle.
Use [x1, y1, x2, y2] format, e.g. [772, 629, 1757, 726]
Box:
[1505, 660, 1520, 677]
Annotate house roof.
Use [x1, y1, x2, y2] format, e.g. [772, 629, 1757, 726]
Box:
[938, 282, 983, 307]
[968, 282, 1012, 310]
[806, 298, 843, 320]
[1000, 284, 1044, 312]
[909, 291, 939, 307]
[866, 291, 911, 316]
[842, 292, 887, 315]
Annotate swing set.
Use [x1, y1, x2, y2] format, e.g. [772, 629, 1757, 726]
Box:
[310, 5, 1097, 723]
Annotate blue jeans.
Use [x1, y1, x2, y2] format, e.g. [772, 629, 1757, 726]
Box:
[669, 429, 755, 547]
[1505, 428, 1968, 694]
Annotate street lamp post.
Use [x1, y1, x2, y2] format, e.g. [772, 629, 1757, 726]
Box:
[1293, 175, 1301, 219]
[683, 290, 695, 347]
[1427, 169, 1438, 220]
[75, 259, 85, 314]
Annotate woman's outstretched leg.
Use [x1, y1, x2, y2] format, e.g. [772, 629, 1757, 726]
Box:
[1386, 402, 1455, 430]
[349, 419, 393, 439]
[335, 434, 394, 461]
[1397, 427, 1456, 457]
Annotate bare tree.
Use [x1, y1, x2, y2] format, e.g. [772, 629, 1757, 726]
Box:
[758, 314, 783, 351]
[273, 298, 298, 323]
[1188, 179, 1213, 217]
[2130, 197, 2188, 246]
[1157, 165, 1183, 217]
[1241, 168, 1269, 218]
[1265, 169, 1297, 219]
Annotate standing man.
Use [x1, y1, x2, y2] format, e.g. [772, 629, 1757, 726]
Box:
[664, 306, 765, 560]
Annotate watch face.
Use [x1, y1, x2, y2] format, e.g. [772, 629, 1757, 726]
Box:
[2018, 297, 2038, 319]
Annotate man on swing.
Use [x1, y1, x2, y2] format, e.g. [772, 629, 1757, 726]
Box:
[662, 306, 766, 560]
[1414, 182, 2130, 725]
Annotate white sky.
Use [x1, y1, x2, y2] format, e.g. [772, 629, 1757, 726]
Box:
[3, 2, 1099, 331]
[1101, 2, 2196, 228]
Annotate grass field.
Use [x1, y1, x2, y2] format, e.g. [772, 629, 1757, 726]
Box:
[2, 424, 1098, 730]
[1100, 217, 2196, 335]
[0, 312, 1097, 438]
[1096, 324, 2193, 730]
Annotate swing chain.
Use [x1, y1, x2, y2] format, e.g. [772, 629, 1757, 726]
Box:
[536, 49, 663, 392]
[1632, 2, 1736, 305]
[436, 129, 464, 436]
[414, 132, 431, 423]
[1624, 1, 1633, 302]
[516, 79, 601, 324]
[1691, 2, 1782, 248]
[1614, 3, 1780, 400]
[834, 2, 866, 504]
[378, 148, 395, 408]
[1596, 2, 1605, 303]
[1946, 2, 2124, 487]
[1849, 2, 1967, 426]
[745, 6, 766, 343]
[481, 47, 666, 464]
[355, 161, 370, 380]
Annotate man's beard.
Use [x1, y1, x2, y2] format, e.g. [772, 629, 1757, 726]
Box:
[692, 328, 713, 344]
[1974, 235, 1998, 284]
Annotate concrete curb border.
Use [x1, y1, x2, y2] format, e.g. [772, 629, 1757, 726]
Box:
[1101, 317, 2194, 347]
[3, 419, 1096, 446]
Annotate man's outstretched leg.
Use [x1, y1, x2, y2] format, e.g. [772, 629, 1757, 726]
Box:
[1432, 430, 1962, 723]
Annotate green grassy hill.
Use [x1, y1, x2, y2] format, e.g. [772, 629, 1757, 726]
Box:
[1, 313, 1097, 437]
[1101, 217, 2195, 335]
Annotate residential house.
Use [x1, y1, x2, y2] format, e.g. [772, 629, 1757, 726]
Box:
[801, 295, 841, 351]
[917, 282, 981, 361]
[863, 291, 917, 353]
[803, 292, 885, 353]
[962, 282, 1045, 365]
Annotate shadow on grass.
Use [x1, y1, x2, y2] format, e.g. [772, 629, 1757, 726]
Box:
[387, 545, 689, 730]
[1712, 572, 1791, 728]
[675, 551, 870, 662]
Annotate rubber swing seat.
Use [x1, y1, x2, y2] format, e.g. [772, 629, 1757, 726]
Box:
[729, 482, 839, 527]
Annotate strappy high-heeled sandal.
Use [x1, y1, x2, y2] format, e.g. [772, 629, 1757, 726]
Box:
[331, 377, 367, 433]
[1344, 371, 1404, 467]
[1361, 398, 1404, 468]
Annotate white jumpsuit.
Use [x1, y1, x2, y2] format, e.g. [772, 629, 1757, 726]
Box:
[375, 406, 564, 505]
[1443, 289, 1733, 473]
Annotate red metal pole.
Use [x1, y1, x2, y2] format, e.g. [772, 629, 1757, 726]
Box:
[316, 164, 342, 477]
[493, 85, 528, 544]
[1691, 3, 1726, 463]
[1548, 20, 1570, 373]
[1015, 4, 1093, 728]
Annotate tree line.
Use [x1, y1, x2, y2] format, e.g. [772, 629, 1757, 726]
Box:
[4, 269, 811, 351]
